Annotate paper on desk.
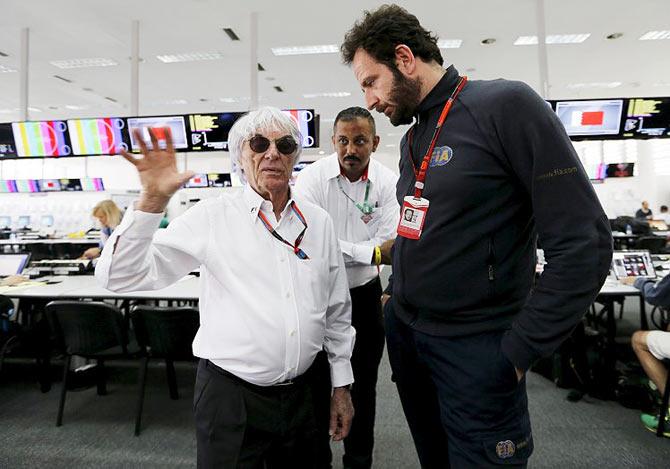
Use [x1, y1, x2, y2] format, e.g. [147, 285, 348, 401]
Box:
[0, 281, 47, 294]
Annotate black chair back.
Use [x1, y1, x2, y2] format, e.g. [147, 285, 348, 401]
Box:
[46, 301, 127, 356]
[131, 306, 199, 359]
[634, 236, 667, 254]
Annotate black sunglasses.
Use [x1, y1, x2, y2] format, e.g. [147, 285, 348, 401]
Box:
[249, 134, 298, 156]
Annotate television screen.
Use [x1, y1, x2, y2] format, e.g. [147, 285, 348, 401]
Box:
[15, 179, 39, 193]
[67, 117, 130, 155]
[38, 179, 62, 192]
[0, 180, 17, 193]
[81, 177, 105, 191]
[282, 109, 319, 148]
[621, 97, 670, 139]
[0, 123, 18, 158]
[60, 178, 83, 191]
[41, 215, 54, 227]
[207, 173, 232, 187]
[127, 116, 188, 151]
[17, 215, 31, 229]
[605, 162, 634, 178]
[185, 173, 209, 188]
[12, 120, 72, 157]
[0, 216, 10, 229]
[555, 100, 624, 137]
[187, 113, 243, 152]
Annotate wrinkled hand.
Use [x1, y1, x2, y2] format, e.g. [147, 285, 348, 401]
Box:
[380, 238, 395, 265]
[621, 277, 637, 286]
[120, 128, 194, 213]
[329, 386, 354, 441]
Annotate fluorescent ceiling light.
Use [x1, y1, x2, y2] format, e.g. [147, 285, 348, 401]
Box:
[156, 52, 224, 63]
[28, 107, 42, 112]
[438, 39, 462, 49]
[385, 144, 396, 148]
[639, 31, 670, 41]
[271, 45, 338, 56]
[302, 91, 351, 98]
[64, 104, 88, 110]
[219, 96, 251, 103]
[653, 82, 670, 87]
[566, 82, 622, 89]
[0, 65, 17, 73]
[514, 34, 590, 45]
[50, 58, 118, 69]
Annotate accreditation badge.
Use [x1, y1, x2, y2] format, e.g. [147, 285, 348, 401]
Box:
[397, 196, 429, 240]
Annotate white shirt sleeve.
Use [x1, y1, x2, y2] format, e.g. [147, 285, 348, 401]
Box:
[95, 203, 207, 292]
[322, 215, 356, 388]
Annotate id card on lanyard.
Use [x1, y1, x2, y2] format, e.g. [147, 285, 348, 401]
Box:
[397, 76, 467, 240]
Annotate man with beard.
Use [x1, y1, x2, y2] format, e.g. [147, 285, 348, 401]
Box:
[294, 106, 399, 469]
[341, 5, 613, 468]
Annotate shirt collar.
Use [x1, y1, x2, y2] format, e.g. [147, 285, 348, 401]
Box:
[243, 184, 295, 223]
[415, 65, 460, 118]
[325, 152, 375, 183]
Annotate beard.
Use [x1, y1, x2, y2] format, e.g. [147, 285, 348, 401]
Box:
[387, 67, 422, 126]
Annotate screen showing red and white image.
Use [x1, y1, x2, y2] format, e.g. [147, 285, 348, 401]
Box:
[555, 100, 623, 136]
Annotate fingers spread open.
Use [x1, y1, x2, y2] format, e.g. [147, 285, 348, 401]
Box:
[119, 149, 140, 166]
[133, 128, 149, 155]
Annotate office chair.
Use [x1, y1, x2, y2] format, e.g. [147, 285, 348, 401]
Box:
[0, 295, 18, 375]
[634, 236, 668, 254]
[45, 300, 141, 427]
[130, 305, 199, 436]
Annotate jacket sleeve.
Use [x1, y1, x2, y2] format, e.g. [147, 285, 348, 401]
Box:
[635, 275, 670, 307]
[488, 82, 613, 371]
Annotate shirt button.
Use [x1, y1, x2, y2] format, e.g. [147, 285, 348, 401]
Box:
[286, 292, 291, 298]
[289, 330, 296, 336]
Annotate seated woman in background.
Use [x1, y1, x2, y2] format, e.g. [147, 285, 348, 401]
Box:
[81, 200, 122, 260]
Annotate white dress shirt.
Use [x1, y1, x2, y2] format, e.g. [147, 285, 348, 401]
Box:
[96, 184, 355, 387]
[294, 153, 399, 288]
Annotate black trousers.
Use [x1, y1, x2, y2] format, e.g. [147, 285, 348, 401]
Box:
[384, 300, 533, 469]
[311, 277, 386, 469]
[194, 360, 317, 469]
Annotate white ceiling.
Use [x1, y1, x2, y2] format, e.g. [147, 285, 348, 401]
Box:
[0, 0, 669, 153]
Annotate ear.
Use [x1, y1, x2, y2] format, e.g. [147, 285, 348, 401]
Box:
[331, 134, 337, 149]
[394, 44, 416, 75]
[372, 135, 380, 152]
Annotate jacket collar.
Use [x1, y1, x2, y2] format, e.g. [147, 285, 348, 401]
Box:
[415, 65, 461, 120]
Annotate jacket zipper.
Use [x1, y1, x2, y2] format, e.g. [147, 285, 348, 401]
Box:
[488, 238, 496, 281]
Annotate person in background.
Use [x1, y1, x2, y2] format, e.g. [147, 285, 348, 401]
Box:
[659, 205, 669, 224]
[636, 200, 653, 220]
[341, 5, 612, 467]
[81, 199, 122, 259]
[295, 106, 399, 469]
[96, 107, 355, 468]
[623, 274, 670, 436]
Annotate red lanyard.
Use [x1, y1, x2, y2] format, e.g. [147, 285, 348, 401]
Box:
[407, 76, 467, 199]
[257, 201, 309, 259]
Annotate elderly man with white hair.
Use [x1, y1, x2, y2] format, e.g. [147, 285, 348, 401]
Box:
[95, 106, 356, 468]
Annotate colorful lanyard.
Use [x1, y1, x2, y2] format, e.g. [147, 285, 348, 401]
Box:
[337, 176, 373, 215]
[257, 201, 309, 259]
[407, 75, 467, 199]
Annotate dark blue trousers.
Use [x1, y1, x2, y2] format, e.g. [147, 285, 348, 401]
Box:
[385, 300, 533, 468]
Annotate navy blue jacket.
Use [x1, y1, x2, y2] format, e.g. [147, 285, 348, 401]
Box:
[390, 66, 613, 371]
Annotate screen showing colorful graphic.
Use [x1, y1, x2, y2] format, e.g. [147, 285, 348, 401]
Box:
[38, 179, 62, 192]
[127, 116, 188, 151]
[81, 177, 105, 191]
[185, 174, 209, 188]
[282, 109, 318, 148]
[15, 180, 39, 193]
[606, 162, 634, 178]
[622, 97, 670, 139]
[0, 123, 17, 158]
[11, 121, 71, 157]
[188, 113, 242, 152]
[59, 178, 83, 191]
[555, 100, 623, 137]
[0, 180, 17, 193]
[67, 117, 129, 155]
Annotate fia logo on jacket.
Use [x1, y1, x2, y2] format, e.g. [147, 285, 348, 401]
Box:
[429, 146, 454, 167]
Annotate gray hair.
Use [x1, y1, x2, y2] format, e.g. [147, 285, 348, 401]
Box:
[228, 106, 303, 184]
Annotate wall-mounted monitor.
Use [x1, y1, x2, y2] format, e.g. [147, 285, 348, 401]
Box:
[38, 179, 62, 192]
[15, 180, 40, 193]
[0, 180, 17, 193]
[555, 100, 623, 137]
[60, 178, 83, 191]
[185, 173, 209, 188]
[127, 116, 188, 151]
[605, 162, 634, 178]
[41, 215, 54, 227]
[11, 120, 72, 157]
[282, 109, 319, 148]
[67, 117, 130, 155]
[16, 215, 31, 229]
[187, 113, 242, 152]
[0, 123, 18, 158]
[621, 97, 670, 139]
[81, 177, 105, 191]
[207, 173, 232, 187]
[0, 216, 11, 229]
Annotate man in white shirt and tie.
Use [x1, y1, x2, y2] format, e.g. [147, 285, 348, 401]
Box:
[95, 107, 356, 468]
[295, 107, 399, 469]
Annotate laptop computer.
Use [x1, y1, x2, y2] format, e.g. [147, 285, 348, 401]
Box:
[611, 250, 657, 280]
[0, 253, 31, 277]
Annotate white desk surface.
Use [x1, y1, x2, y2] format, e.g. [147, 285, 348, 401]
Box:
[0, 238, 99, 245]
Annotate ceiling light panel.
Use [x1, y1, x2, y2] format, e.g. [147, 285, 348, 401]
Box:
[50, 58, 118, 69]
[271, 45, 339, 56]
[0, 65, 17, 73]
[438, 39, 462, 49]
[302, 92, 351, 98]
[514, 34, 590, 45]
[156, 52, 224, 63]
[566, 82, 622, 89]
[639, 30, 670, 40]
